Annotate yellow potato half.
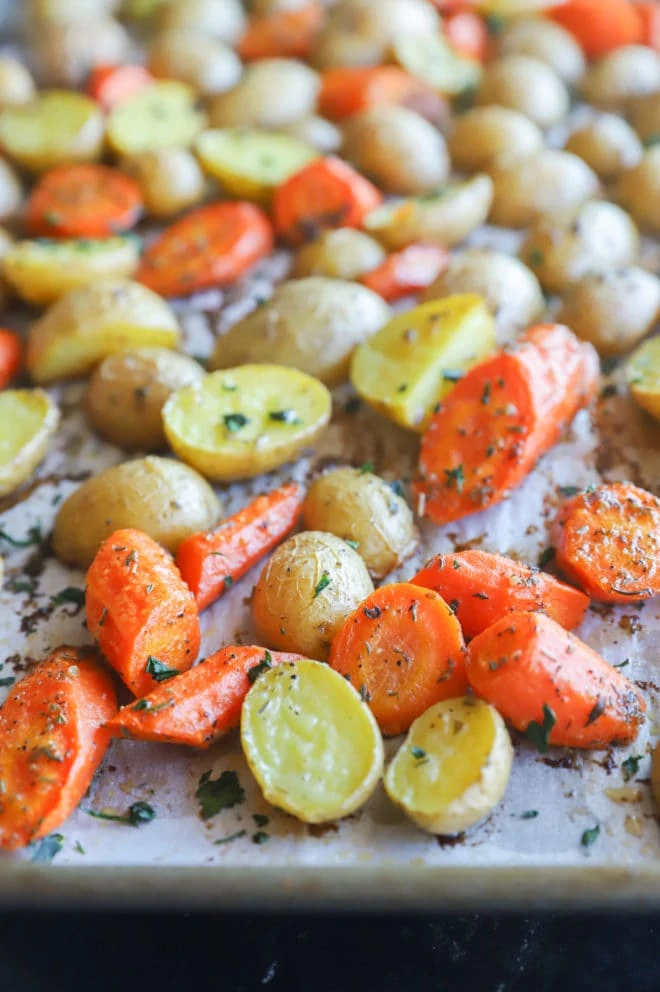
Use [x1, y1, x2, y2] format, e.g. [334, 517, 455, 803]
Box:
[0, 90, 104, 173]
[0, 389, 60, 498]
[384, 697, 513, 836]
[393, 34, 482, 96]
[107, 81, 207, 157]
[627, 337, 660, 422]
[241, 658, 384, 824]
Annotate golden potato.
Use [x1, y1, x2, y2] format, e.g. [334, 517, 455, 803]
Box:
[85, 348, 205, 451]
[312, 0, 439, 69]
[158, 0, 247, 44]
[629, 92, 660, 144]
[107, 81, 207, 157]
[209, 59, 319, 129]
[565, 115, 642, 180]
[53, 455, 221, 568]
[276, 116, 342, 154]
[488, 150, 599, 228]
[627, 337, 660, 422]
[558, 267, 660, 357]
[0, 58, 36, 106]
[0, 157, 22, 222]
[0, 389, 60, 499]
[497, 16, 585, 84]
[303, 468, 418, 579]
[448, 106, 543, 173]
[616, 148, 660, 233]
[582, 46, 660, 111]
[291, 228, 385, 280]
[252, 530, 374, 660]
[476, 55, 569, 128]
[148, 31, 242, 96]
[27, 0, 120, 21]
[0, 90, 104, 173]
[30, 18, 130, 88]
[121, 148, 207, 219]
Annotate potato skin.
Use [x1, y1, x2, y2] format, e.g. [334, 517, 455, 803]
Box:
[489, 150, 599, 228]
[148, 31, 243, 96]
[53, 455, 221, 568]
[251, 530, 374, 660]
[565, 115, 642, 180]
[30, 18, 130, 87]
[616, 148, 660, 233]
[303, 468, 419, 579]
[0, 157, 22, 222]
[158, 0, 247, 44]
[276, 115, 342, 154]
[629, 92, 660, 143]
[121, 148, 207, 218]
[209, 59, 319, 128]
[476, 55, 569, 128]
[0, 58, 36, 106]
[448, 106, 543, 173]
[497, 16, 585, 85]
[582, 46, 660, 111]
[292, 228, 385, 280]
[312, 0, 439, 69]
[85, 348, 205, 451]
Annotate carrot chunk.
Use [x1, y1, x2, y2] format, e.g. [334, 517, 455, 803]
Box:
[0, 647, 117, 850]
[548, 0, 643, 58]
[444, 12, 489, 62]
[636, 2, 660, 51]
[87, 63, 154, 112]
[24, 164, 144, 239]
[467, 611, 646, 748]
[0, 329, 22, 388]
[237, 3, 325, 61]
[86, 528, 200, 697]
[329, 582, 467, 737]
[360, 243, 449, 302]
[318, 66, 448, 124]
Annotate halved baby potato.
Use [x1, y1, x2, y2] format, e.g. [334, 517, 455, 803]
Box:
[627, 336, 660, 422]
[351, 294, 496, 431]
[162, 364, 332, 480]
[384, 697, 513, 836]
[121, 148, 207, 219]
[107, 81, 207, 157]
[393, 34, 482, 96]
[0, 389, 60, 498]
[0, 90, 104, 173]
[241, 658, 384, 824]
[4, 237, 140, 307]
[291, 228, 385, 281]
[27, 278, 180, 383]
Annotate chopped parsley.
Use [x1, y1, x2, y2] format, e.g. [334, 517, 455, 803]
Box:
[613, 659, 630, 669]
[31, 833, 64, 863]
[0, 676, 15, 688]
[51, 587, 85, 607]
[538, 547, 555, 568]
[0, 525, 42, 548]
[520, 810, 539, 820]
[359, 461, 375, 474]
[196, 770, 244, 820]
[444, 465, 465, 493]
[344, 538, 360, 550]
[74, 840, 86, 855]
[481, 381, 491, 405]
[313, 571, 331, 599]
[525, 704, 556, 754]
[247, 650, 273, 684]
[622, 755, 642, 782]
[83, 801, 156, 826]
[581, 824, 600, 848]
[558, 485, 581, 498]
[252, 830, 270, 844]
[223, 412, 250, 433]
[411, 746, 427, 761]
[224, 575, 234, 589]
[214, 830, 247, 845]
[269, 409, 302, 425]
[388, 480, 404, 498]
[131, 697, 173, 713]
[253, 813, 270, 827]
[8, 578, 36, 595]
[145, 656, 180, 682]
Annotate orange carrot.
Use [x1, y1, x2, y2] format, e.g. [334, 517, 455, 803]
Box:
[86, 528, 200, 697]
[467, 611, 646, 748]
[635, 2, 660, 51]
[411, 550, 590, 639]
[237, 3, 325, 61]
[0, 329, 22, 389]
[24, 164, 143, 239]
[329, 582, 468, 737]
[552, 482, 660, 603]
[136, 202, 273, 297]
[318, 66, 448, 125]
[360, 243, 449, 302]
[444, 11, 489, 62]
[87, 63, 154, 112]
[0, 646, 117, 850]
[106, 645, 303, 748]
[548, 0, 643, 58]
[176, 483, 303, 612]
[415, 323, 599, 526]
[272, 156, 382, 246]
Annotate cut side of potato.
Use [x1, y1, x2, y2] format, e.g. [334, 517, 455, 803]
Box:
[292, 228, 385, 281]
[241, 658, 384, 824]
[351, 294, 496, 431]
[627, 337, 660, 421]
[162, 364, 332, 480]
[384, 697, 513, 836]
[0, 389, 60, 498]
[393, 34, 482, 96]
[107, 81, 207, 157]
[0, 90, 104, 173]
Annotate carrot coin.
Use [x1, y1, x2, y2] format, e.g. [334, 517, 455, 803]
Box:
[24, 164, 144, 239]
[87, 63, 154, 112]
[0, 329, 22, 388]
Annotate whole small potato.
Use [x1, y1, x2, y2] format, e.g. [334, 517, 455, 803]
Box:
[448, 106, 543, 173]
[489, 150, 599, 228]
[0, 58, 36, 106]
[312, 0, 439, 69]
[122, 148, 207, 218]
[565, 115, 642, 180]
[520, 201, 639, 294]
[85, 348, 205, 451]
[292, 228, 386, 280]
[53, 455, 221, 568]
[276, 115, 341, 154]
[158, 0, 247, 44]
[497, 16, 585, 85]
[582, 46, 660, 111]
[252, 530, 374, 660]
[476, 55, 569, 129]
[148, 31, 242, 96]
[616, 148, 660, 233]
[303, 468, 419, 579]
[209, 59, 319, 128]
[629, 92, 660, 143]
[31, 18, 130, 87]
[27, 0, 120, 21]
[0, 157, 22, 222]
[558, 267, 660, 357]
[341, 105, 449, 195]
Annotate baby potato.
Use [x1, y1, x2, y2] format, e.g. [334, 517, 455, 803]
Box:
[252, 531, 374, 659]
[85, 348, 205, 451]
[520, 201, 639, 294]
[0, 58, 36, 106]
[497, 16, 585, 85]
[30, 18, 130, 88]
[558, 267, 660, 357]
[303, 468, 419, 579]
[0, 157, 22, 223]
[364, 175, 494, 251]
[312, 0, 439, 70]
[341, 106, 449, 195]
[627, 337, 660, 422]
[423, 249, 544, 334]
[27, 278, 180, 384]
[208, 59, 319, 129]
[53, 455, 221, 568]
[27, 0, 120, 21]
[351, 294, 495, 431]
[292, 228, 385, 280]
[0, 389, 60, 499]
[163, 365, 331, 480]
[476, 55, 569, 129]
[121, 148, 207, 219]
[107, 81, 207, 158]
[616, 148, 660, 233]
[582, 46, 660, 111]
[629, 92, 660, 144]
[565, 115, 642, 181]
[384, 697, 513, 836]
[489, 150, 599, 228]
[4, 237, 140, 308]
[241, 659, 384, 823]
[148, 31, 242, 97]
[448, 106, 543, 174]
[0, 90, 104, 173]
[276, 116, 342, 154]
[210, 278, 391, 385]
[392, 34, 482, 96]
[158, 0, 247, 45]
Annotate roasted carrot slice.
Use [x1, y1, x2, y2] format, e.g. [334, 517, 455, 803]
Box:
[237, 3, 325, 61]
[412, 550, 590, 639]
[106, 644, 303, 748]
[272, 156, 382, 246]
[548, 0, 643, 58]
[136, 202, 274, 297]
[635, 2, 660, 51]
[360, 243, 449, 302]
[552, 482, 660, 603]
[0, 647, 117, 850]
[467, 612, 646, 748]
[444, 12, 489, 62]
[87, 63, 154, 112]
[0, 329, 22, 389]
[329, 582, 467, 737]
[86, 528, 200, 697]
[176, 482, 303, 612]
[415, 323, 599, 526]
[318, 66, 448, 124]
[24, 164, 144, 240]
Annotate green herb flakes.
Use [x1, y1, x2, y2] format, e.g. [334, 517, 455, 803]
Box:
[525, 704, 556, 754]
[247, 650, 273, 684]
[520, 810, 539, 820]
[0, 676, 15, 688]
[444, 464, 465, 493]
[145, 656, 180, 682]
[223, 412, 250, 433]
[83, 801, 156, 827]
[0, 525, 42, 548]
[196, 770, 245, 820]
[411, 746, 427, 761]
[51, 587, 85, 607]
[313, 571, 331, 599]
[558, 485, 581, 499]
[31, 833, 64, 863]
[581, 824, 600, 848]
[622, 755, 642, 782]
[344, 538, 360, 550]
[359, 461, 375, 474]
[214, 829, 247, 845]
[269, 409, 302, 425]
[252, 830, 270, 844]
[253, 813, 270, 827]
